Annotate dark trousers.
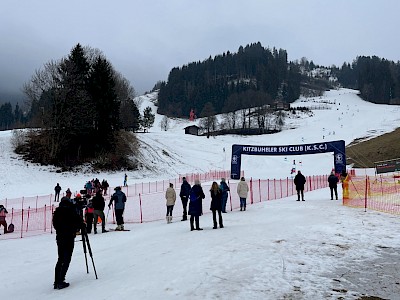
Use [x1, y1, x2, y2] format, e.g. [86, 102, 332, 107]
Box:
[54, 236, 75, 284]
[221, 193, 228, 212]
[115, 209, 124, 225]
[190, 215, 200, 230]
[166, 205, 174, 216]
[330, 186, 338, 200]
[93, 210, 105, 232]
[0, 220, 7, 234]
[181, 196, 188, 219]
[212, 210, 223, 228]
[297, 189, 304, 200]
[85, 213, 93, 233]
[55, 192, 60, 202]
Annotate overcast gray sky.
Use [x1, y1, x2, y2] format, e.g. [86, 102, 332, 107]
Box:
[1, 0, 399, 101]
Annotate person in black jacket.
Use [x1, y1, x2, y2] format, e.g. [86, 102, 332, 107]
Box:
[210, 182, 224, 229]
[294, 171, 306, 201]
[92, 191, 108, 233]
[52, 195, 82, 290]
[54, 183, 62, 202]
[179, 177, 191, 221]
[328, 171, 339, 200]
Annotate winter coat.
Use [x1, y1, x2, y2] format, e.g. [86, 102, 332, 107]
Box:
[220, 181, 230, 196]
[110, 190, 127, 210]
[85, 201, 94, 214]
[52, 198, 82, 238]
[237, 181, 249, 199]
[188, 184, 205, 216]
[54, 184, 61, 194]
[92, 194, 106, 211]
[294, 173, 306, 190]
[210, 189, 222, 211]
[179, 180, 191, 199]
[165, 187, 177, 206]
[0, 206, 7, 222]
[328, 174, 339, 188]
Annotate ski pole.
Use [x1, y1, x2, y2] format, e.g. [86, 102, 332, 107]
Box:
[105, 206, 111, 223]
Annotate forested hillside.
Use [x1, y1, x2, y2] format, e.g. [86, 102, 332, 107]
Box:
[336, 56, 400, 105]
[157, 42, 302, 118]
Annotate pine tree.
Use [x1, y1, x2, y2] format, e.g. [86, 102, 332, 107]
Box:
[141, 106, 155, 132]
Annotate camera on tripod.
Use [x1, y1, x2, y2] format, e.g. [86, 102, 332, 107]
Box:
[75, 190, 90, 210]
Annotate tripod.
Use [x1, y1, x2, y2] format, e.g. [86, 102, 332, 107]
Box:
[80, 225, 98, 279]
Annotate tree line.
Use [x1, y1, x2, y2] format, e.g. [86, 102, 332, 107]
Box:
[157, 42, 302, 119]
[336, 55, 400, 104]
[0, 102, 27, 130]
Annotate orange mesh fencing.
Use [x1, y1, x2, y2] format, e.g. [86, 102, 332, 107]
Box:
[0, 174, 328, 240]
[343, 175, 400, 214]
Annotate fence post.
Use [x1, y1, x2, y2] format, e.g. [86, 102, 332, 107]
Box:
[267, 179, 270, 200]
[44, 204, 46, 231]
[286, 177, 289, 197]
[51, 205, 54, 234]
[228, 180, 233, 211]
[364, 176, 368, 212]
[274, 179, 276, 200]
[26, 206, 31, 233]
[250, 178, 253, 204]
[280, 179, 282, 198]
[139, 193, 143, 223]
[258, 179, 261, 202]
[21, 208, 24, 238]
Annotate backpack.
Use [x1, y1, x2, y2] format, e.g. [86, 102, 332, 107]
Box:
[7, 223, 14, 233]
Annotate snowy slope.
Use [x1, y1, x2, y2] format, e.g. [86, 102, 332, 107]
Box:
[1, 88, 400, 299]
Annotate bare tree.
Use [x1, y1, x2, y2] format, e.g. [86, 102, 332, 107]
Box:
[160, 115, 170, 131]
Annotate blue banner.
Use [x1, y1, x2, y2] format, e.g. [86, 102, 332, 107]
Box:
[231, 140, 346, 179]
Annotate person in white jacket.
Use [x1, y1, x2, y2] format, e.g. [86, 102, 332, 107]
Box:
[236, 177, 249, 211]
[165, 183, 177, 223]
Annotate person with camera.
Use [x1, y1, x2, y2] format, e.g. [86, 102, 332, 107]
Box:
[92, 190, 108, 234]
[52, 192, 83, 289]
[108, 186, 127, 231]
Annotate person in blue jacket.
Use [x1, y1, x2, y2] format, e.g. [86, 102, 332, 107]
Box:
[188, 179, 205, 231]
[219, 178, 230, 213]
[108, 186, 127, 230]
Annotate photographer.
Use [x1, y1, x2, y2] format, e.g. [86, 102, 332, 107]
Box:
[53, 191, 82, 289]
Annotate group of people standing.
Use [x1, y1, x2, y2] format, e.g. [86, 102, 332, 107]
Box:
[53, 179, 110, 202]
[165, 176, 249, 231]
